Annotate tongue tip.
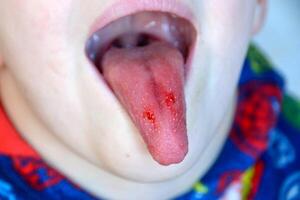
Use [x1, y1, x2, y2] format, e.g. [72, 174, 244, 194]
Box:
[151, 144, 188, 166]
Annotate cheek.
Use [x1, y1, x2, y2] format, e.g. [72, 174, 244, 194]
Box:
[0, 1, 74, 82]
[0, 1, 72, 56]
[202, 0, 255, 51]
[201, 0, 255, 80]
[186, 0, 256, 134]
[0, 0, 87, 145]
[207, 1, 255, 109]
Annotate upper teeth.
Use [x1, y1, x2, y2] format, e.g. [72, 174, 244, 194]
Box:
[86, 11, 193, 63]
[145, 21, 156, 29]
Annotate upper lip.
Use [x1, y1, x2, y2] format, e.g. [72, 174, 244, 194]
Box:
[88, 0, 197, 37]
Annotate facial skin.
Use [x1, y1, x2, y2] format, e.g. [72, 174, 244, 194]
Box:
[0, 0, 266, 199]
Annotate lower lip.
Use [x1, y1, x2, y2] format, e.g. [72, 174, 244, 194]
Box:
[88, 0, 198, 80]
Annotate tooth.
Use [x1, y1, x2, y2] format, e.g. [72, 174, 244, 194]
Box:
[161, 18, 170, 34]
[121, 15, 133, 33]
[86, 37, 93, 50]
[145, 21, 156, 29]
[171, 14, 178, 19]
[92, 34, 100, 42]
[86, 38, 95, 57]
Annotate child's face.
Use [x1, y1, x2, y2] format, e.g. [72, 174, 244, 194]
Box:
[0, 0, 263, 182]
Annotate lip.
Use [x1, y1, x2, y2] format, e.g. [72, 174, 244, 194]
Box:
[89, 0, 197, 35]
[87, 0, 198, 79]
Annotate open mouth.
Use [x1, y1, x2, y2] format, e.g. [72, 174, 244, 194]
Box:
[85, 11, 197, 166]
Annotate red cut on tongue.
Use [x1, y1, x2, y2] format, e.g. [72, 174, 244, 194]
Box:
[101, 41, 188, 165]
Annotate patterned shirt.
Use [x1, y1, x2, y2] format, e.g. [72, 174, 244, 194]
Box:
[0, 45, 299, 200]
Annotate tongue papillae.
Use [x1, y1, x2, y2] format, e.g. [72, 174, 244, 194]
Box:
[101, 41, 188, 165]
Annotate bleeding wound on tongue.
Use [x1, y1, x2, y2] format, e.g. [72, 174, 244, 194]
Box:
[101, 39, 188, 166]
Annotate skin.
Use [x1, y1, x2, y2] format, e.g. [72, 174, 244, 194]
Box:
[0, 0, 266, 199]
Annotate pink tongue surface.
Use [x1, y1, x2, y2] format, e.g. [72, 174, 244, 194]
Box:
[101, 42, 188, 165]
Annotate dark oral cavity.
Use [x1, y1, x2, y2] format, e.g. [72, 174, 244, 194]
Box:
[86, 11, 196, 165]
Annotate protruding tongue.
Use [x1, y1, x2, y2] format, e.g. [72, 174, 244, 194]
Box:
[101, 42, 188, 165]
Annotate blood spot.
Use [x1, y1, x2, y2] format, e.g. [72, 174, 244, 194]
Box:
[143, 110, 156, 124]
[165, 92, 176, 107]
